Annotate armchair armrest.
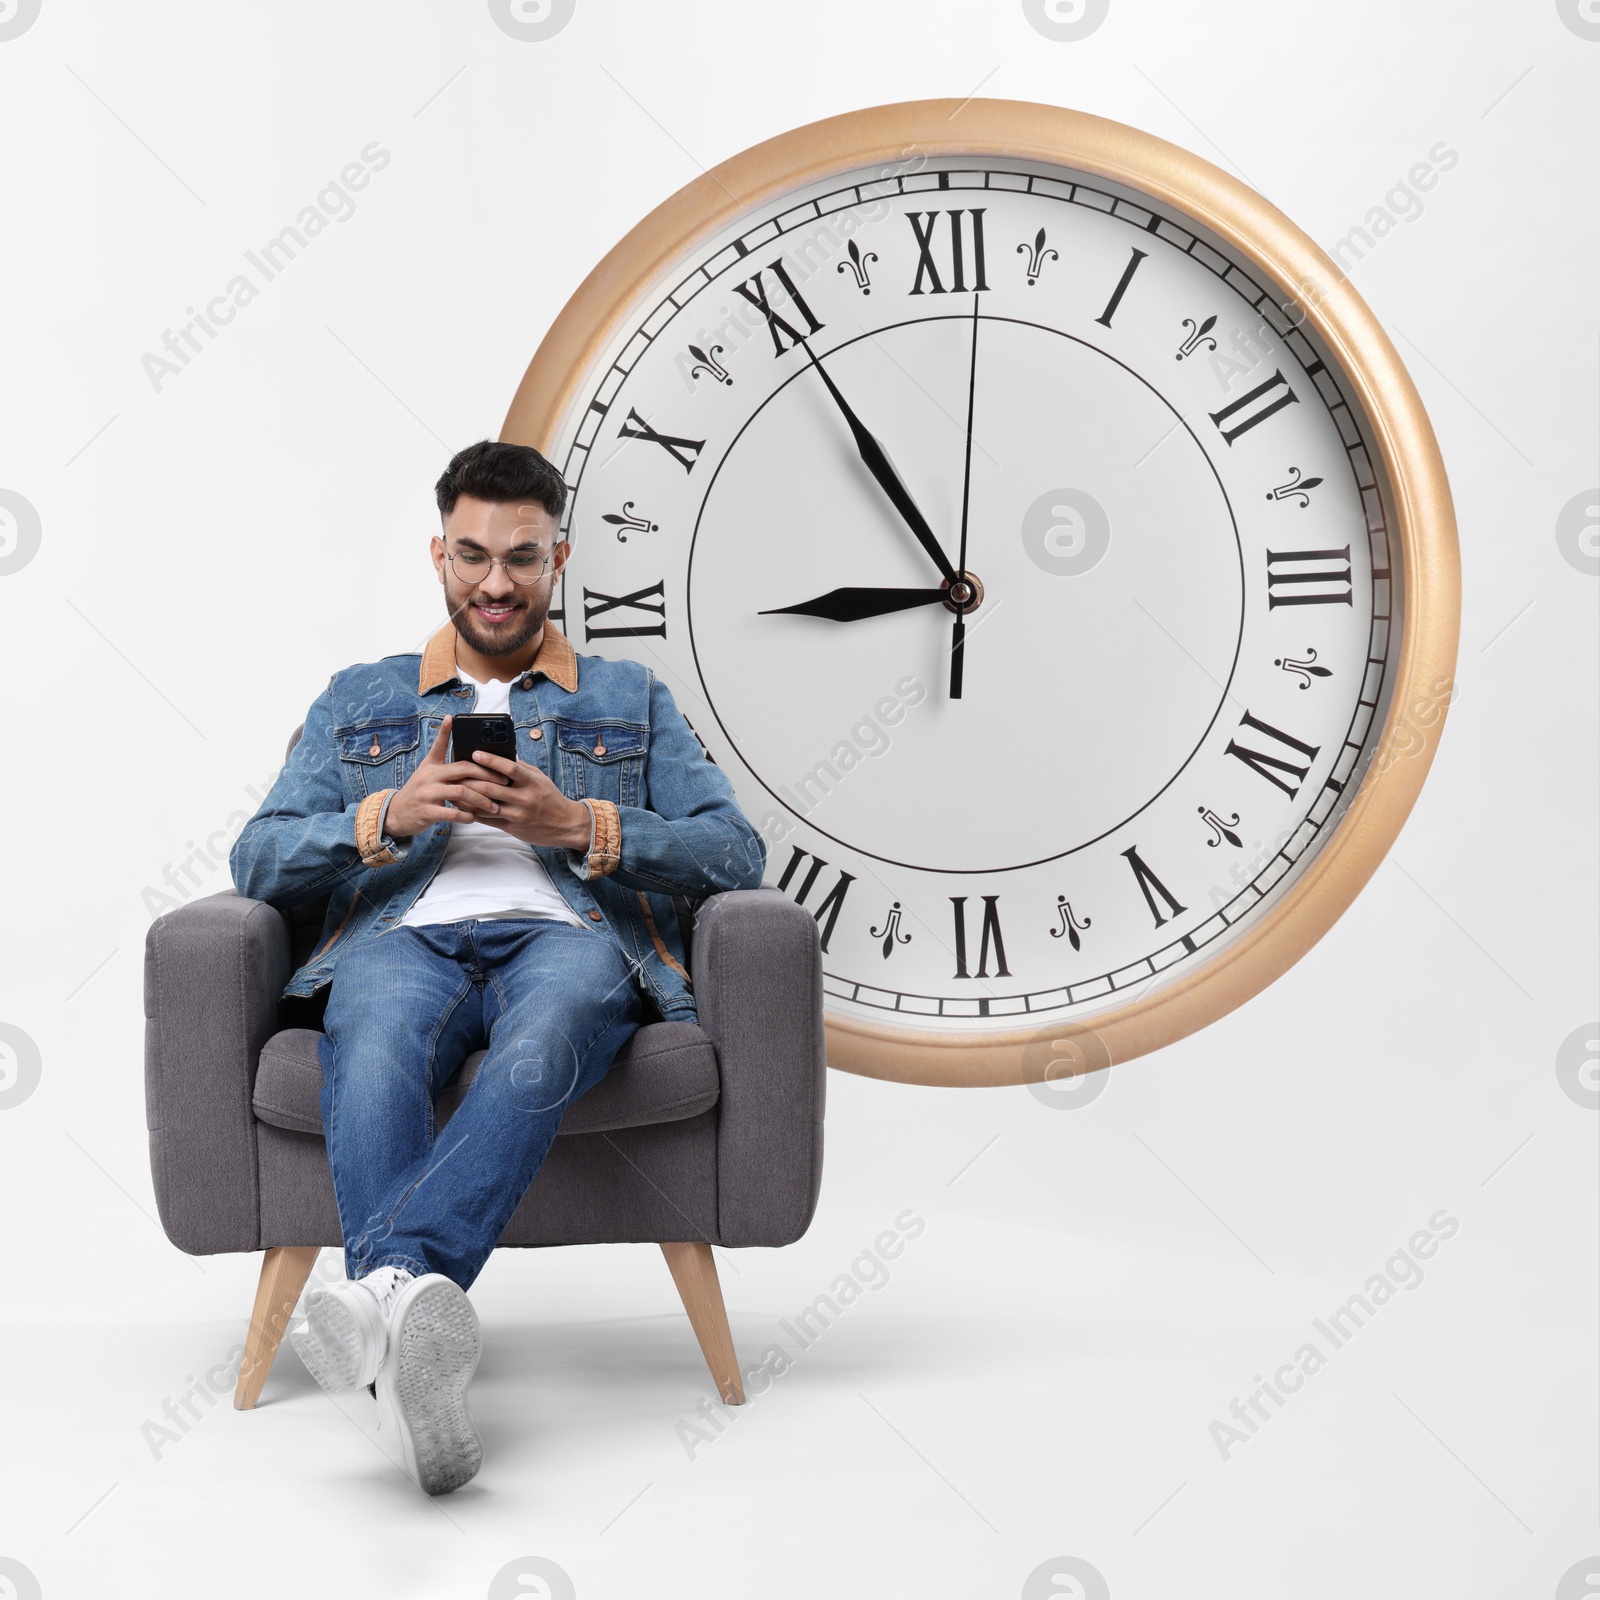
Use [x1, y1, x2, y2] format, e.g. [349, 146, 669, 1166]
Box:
[144, 890, 290, 1254]
[692, 887, 826, 1246]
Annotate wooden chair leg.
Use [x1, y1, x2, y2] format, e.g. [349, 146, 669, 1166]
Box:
[660, 1241, 744, 1405]
[234, 1246, 321, 1410]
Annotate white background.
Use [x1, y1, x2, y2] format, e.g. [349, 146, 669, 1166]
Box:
[0, 3, 1595, 1597]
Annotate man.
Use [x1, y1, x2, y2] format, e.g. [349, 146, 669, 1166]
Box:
[230, 439, 767, 1494]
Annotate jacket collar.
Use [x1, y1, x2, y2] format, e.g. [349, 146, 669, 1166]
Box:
[418, 618, 578, 694]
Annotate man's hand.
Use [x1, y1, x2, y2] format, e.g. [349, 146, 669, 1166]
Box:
[459, 749, 594, 851]
[382, 716, 512, 839]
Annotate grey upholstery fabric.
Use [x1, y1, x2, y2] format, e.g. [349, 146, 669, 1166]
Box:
[145, 894, 290, 1254]
[695, 890, 827, 1245]
[257, 1113, 720, 1248]
[144, 881, 825, 1259]
[253, 1022, 720, 1138]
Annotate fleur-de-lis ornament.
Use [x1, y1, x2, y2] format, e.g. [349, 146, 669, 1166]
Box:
[599, 501, 659, 542]
[1176, 314, 1218, 360]
[687, 343, 732, 386]
[837, 238, 878, 294]
[869, 899, 913, 958]
[1017, 226, 1059, 286]
[1275, 648, 1334, 689]
[1049, 895, 1092, 952]
[1266, 466, 1325, 508]
[1198, 807, 1245, 849]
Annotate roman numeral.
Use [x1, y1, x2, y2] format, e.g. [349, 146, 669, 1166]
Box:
[1266, 546, 1353, 608]
[618, 407, 705, 473]
[907, 208, 989, 295]
[1224, 710, 1321, 798]
[1208, 370, 1299, 444]
[1121, 845, 1186, 928]
[582, 579, 666, 641]
[951, 894, 1010, 978]
[731, 257, 824, 358]
[774, 846, 854, 953]
[1094, 246, 1147, 327]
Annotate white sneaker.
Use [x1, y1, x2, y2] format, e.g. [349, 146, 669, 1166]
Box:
[289, 1266, 413, 1393]
[373, 1274, 483, 1495]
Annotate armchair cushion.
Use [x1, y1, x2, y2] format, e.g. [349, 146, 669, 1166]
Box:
[252, 1021, 720, 1139]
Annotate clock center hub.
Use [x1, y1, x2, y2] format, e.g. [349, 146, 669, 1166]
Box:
[942, 571, 984, 614]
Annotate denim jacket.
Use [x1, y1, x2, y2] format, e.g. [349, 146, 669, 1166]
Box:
[230, 620, 768, 1023]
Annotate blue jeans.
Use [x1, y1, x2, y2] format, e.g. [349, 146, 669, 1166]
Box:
[317, 917, 645, 1289]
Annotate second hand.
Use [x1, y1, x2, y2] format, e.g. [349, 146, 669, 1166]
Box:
[951, 292, 981, 700]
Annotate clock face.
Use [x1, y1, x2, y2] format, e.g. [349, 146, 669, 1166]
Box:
[539, 148, 1405, 1047]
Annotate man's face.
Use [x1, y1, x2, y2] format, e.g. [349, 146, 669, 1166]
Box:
[432, 494, 569, 657]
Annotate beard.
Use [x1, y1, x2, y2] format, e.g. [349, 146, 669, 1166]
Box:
[448, 583, 549, 658]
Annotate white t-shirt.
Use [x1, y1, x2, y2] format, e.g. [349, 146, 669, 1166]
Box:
[399, 667, 589, 930]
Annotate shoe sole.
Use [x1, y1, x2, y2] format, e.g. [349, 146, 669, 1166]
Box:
[289, 1286, 373, 1393]
[376, 1278, 482, 1495]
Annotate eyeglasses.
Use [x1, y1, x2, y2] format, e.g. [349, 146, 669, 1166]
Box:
[444, 545, 553, 586]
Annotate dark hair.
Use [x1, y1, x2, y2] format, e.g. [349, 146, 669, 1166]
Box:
[434, 440, 568, 525]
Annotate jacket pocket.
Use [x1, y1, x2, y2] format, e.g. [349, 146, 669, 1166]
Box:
[333, 715, 422, 799]
[555, 718, 647, 804]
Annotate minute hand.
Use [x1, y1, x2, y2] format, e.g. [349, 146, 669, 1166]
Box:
[800, 338, 958, 586]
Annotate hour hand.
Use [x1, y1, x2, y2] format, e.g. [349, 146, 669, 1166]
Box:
[759, 585, 947, 623]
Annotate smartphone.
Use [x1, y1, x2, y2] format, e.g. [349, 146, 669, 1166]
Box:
[450, 713, 518, 765]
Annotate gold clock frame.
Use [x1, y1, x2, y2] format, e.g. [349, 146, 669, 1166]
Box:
[501, 97, 1460, 1089]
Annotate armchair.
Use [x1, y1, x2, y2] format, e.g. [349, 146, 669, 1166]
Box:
[143, 875, 825, 1410]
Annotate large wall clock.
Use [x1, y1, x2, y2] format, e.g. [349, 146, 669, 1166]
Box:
[501, 99, 1459, 1088]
